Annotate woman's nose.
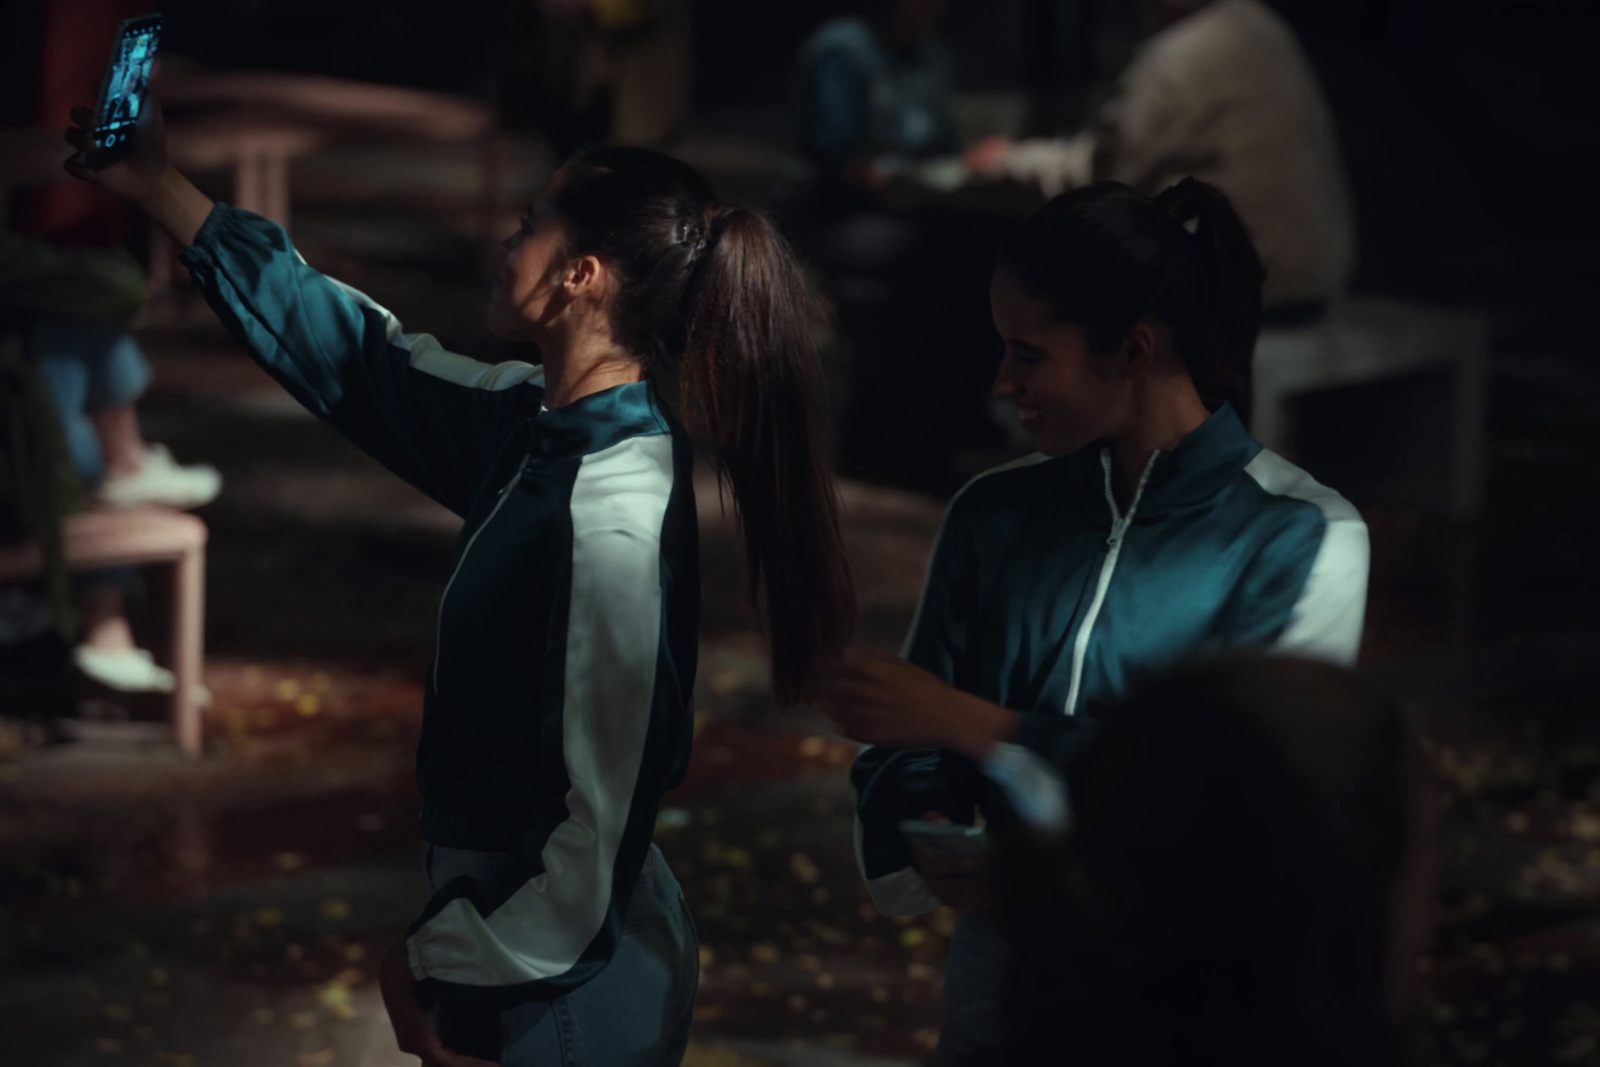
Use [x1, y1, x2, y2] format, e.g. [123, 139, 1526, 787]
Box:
[992, 365, 1018, 399]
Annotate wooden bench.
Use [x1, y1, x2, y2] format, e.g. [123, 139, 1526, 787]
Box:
[0, 507, 207, 757]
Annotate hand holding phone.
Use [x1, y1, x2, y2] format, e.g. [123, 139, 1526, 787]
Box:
[63, 15, 171, 205]
[901, 812, 991, 913]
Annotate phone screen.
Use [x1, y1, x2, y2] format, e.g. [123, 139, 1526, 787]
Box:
[93, 15, 163, 152]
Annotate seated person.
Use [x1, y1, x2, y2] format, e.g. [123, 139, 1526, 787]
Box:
[795, 0, 958, 199]
[988, 655, 1438, 1065]
[971, 0, 1356, 317]
[1, 226, 219, 694]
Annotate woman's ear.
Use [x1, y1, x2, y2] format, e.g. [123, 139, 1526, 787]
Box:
[564, 253, 608, 302]
[1117, 323, 1160, 380]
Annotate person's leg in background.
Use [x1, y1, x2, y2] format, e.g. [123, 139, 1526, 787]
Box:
[30, 318, 217, 693]
[32, 318, 221, 510]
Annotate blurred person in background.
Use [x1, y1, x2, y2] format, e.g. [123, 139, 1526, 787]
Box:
[497, 0, 693, 159]
[795, 0, 957, 198]
[969, 0, 1355, 320]
[828, 178, 1369, 1065]
[65, 94, 854, 1067]
[790, 0, 1010, 493]
[986, 655, 1439, 1066]
[1, 226, 220, 695]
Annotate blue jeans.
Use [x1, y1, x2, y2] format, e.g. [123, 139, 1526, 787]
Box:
[428, 842, 699, 1067]
[30, 317, 152, 595]
[938, 910, 1010, 1066]
[30, 316, 153, 487]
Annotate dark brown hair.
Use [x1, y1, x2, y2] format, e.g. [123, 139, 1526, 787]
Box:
[545, 146, 855, 706]
[994, 177, 1265, 420]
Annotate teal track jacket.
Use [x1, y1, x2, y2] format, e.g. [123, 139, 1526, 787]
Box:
[851, 403, 1369, 914]
[182, 205, 699, 1005]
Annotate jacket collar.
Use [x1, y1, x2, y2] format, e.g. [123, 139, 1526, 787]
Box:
[1070, 402, 1263, 519]
[529, 379, 672, 459]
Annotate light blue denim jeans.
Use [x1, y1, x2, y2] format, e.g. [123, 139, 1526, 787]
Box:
[30, 317, 153, 486]
[427, 841, 699, 1067]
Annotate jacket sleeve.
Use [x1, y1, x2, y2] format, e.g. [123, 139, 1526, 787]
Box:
[1231, 497, 1370, 666]
[850, 494, 982, 915]
[406, 437, 674, 1003]
[179, 204, 545, 518]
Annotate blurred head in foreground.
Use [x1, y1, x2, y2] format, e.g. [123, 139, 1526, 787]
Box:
[991, 656, 1438, 1066]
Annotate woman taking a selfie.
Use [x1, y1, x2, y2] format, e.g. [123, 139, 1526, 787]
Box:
[828, 178, 1370, 1065]
[65, 101, 853, 1066]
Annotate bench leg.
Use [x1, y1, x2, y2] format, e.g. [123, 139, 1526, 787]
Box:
[171, 546, 206, 758]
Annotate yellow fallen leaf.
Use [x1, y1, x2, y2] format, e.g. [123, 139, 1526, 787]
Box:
[333, 968, 366, 988]
[900, 927, 929, 948]
[275, 680, 300, 701]
[318, 983, 356, 1019]
[788, 852, 820, 885]
[799, 736, 827, 758]
[295, 694, 321, 718]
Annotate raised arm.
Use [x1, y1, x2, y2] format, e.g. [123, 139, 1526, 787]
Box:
[64, 100, 544, 517]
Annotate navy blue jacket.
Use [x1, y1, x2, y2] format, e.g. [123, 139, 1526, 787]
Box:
[183, 205, 699, 1004]
[852, 404, 1369, 914]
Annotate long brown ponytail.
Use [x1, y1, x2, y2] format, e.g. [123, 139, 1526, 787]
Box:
[546, 146, 855, 706]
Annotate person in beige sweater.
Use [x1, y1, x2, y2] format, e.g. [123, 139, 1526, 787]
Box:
[972, 0, 1355, 313]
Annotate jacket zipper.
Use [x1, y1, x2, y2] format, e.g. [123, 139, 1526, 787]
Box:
[433, 456, 527, 694]
[1063, 448, 1160, 716]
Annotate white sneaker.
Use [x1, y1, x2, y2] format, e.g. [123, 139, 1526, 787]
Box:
[74, 645, 177, 693]
[98, 444, 222, 511]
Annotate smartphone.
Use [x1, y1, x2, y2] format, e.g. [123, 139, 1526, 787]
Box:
[91, 14, 163, 156]
[899, 819, 988, 860]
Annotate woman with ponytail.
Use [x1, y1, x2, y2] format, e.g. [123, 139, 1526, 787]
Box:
[65, 101, 852, 1065]
[826, 178, 1369, 1065]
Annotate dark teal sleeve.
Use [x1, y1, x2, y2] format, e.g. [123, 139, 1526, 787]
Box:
[851, 496, 982, 905]
[179, 204, 546, 517]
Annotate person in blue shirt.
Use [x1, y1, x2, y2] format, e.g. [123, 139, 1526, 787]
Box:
[796, 0, 957, 196]
[827, 177, 1370, 1065]
[65, 101, 855, 1067]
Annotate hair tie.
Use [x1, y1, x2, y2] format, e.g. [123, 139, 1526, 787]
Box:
[1156, 177, 1204, 234]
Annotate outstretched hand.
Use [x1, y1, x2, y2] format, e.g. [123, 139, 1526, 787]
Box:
[62, 94, 171, 205]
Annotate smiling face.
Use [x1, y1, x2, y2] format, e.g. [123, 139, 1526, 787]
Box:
[989, 268, 1136, 456]
[487, 201, 571, 342]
